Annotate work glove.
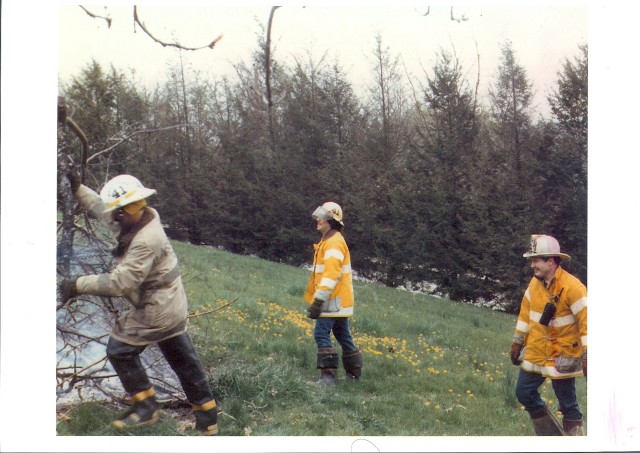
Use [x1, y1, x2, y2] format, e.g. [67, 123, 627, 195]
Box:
[510, 343, 523, 365]
[582, 349, 587, 378]
[67, 170, 81, 194]
[307, 298, 324, 319]
[59, 278, 78, 303]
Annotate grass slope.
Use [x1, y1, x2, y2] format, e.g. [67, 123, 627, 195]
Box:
[56, 240, 586, 436]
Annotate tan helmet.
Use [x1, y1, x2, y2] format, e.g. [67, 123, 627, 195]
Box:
[100, 175, 156, 213]
[523, 234, 571, 261]
[312, 201, 344, 226]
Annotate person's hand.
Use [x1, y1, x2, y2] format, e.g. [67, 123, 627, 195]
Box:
[67, 170, 81, 193]
[510, 343, 523, 365]
[60, 278, 78, 303]
[582, 349, 587, 378]
[307, 298, 323, 319]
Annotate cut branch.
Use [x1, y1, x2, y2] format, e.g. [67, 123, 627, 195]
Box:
[133, 6, 223, 51]
[79, 6, 112, 28]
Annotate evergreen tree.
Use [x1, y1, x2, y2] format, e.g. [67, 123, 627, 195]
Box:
[412, 49, 482, 301]
[542, 43, 588, 283]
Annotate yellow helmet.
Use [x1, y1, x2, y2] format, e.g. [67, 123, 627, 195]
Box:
[100, 175, 156, 213]
[312, 201, 344, 226]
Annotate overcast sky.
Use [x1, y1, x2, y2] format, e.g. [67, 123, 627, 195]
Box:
[58, 4, 587, 118]
[3, 1, 640, 452]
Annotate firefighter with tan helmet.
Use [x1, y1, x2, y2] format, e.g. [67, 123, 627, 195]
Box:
[510, 234, 587, 435]
[304, 202, 363, 385]
[58, 173, 219, 435]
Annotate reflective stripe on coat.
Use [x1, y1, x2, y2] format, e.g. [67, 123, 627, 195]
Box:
[304, 232, 354, 317]
[74, 185, 188, 345]
[514, 267, 587, 379]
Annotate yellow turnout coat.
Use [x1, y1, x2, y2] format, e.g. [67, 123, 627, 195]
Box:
[514, 267, 587, 378]
[304, 231, 354, 317]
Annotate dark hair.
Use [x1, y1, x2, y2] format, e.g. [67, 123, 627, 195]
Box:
[542, 256, 561, 265]
[328, 219, 343, 231]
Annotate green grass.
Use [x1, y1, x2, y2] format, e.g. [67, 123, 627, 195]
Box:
[57, 240, 587, 436]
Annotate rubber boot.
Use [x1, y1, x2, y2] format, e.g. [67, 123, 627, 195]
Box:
[158, 333, 219, 435]
[342, 348, 363, 381]
[528, 405, 565, 436]
[316, 348, 339, 386]
[317, 368, 338, 385]
[192, 400, 219, 436]
[112, 387, 160, 429]
[563, 418, 585, 436]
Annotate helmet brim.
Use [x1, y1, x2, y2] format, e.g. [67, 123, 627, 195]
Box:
[312, 206, 344, 226]
[523, 252, 571, 261]
[103, 188, 156, 213]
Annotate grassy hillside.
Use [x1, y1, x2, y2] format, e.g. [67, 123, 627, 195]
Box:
[56, 240, 586, 436]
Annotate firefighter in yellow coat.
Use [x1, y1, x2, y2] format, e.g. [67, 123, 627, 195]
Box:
[304, 202, 363, 386]
[510, 234, 587, 436]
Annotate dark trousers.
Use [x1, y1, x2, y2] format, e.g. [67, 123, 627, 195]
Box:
[515, 368, 582, 421]
[106, 332, 214, 406]
[313, 317, 357, 352]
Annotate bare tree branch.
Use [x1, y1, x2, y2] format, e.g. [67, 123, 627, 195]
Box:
[57, 355, 110, 388]
[57, 324, 109, 345]
[400, 56, 430, 133]
[87, 124, 190, 163]
[133, 6, 223, 51]
[188, 299, 238, 319]
[450, 7, 469, 23]
[79, 6, 112, 28]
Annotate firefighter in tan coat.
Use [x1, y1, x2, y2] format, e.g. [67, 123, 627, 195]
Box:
[510, 235, 587, 436]
[59, 174, 218, 435]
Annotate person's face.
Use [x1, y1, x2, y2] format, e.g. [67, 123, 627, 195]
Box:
[316, 217, 331, 235]
[111, 207, 138, 227]
[530, 257, 555, 281]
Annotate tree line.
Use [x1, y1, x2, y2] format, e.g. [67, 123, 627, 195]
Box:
[57, 36, 587, 313]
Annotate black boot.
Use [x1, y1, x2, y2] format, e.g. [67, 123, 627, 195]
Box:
[158, 333, 219, 435]
[192, 400, 219, 436]
[112, 387, 160, 429]
[106, 338, 159, 428]
[342, 348, 363, 381]
[316, 348, 339, 386]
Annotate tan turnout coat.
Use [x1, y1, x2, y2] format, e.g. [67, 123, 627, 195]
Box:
[74, 185, 188, 345]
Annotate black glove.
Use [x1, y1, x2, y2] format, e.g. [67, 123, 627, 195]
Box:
[60, 278, 78, 303]
[307, 298, 324, 319]
[582, 349, 587, 378]
[67, 171, 81, 193]
[510, 343, 523, 365]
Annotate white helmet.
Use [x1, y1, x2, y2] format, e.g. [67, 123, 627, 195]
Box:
[523, 234, 571, 261]
[100, 175, 156, 213]
[312, 201, 344, 226]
